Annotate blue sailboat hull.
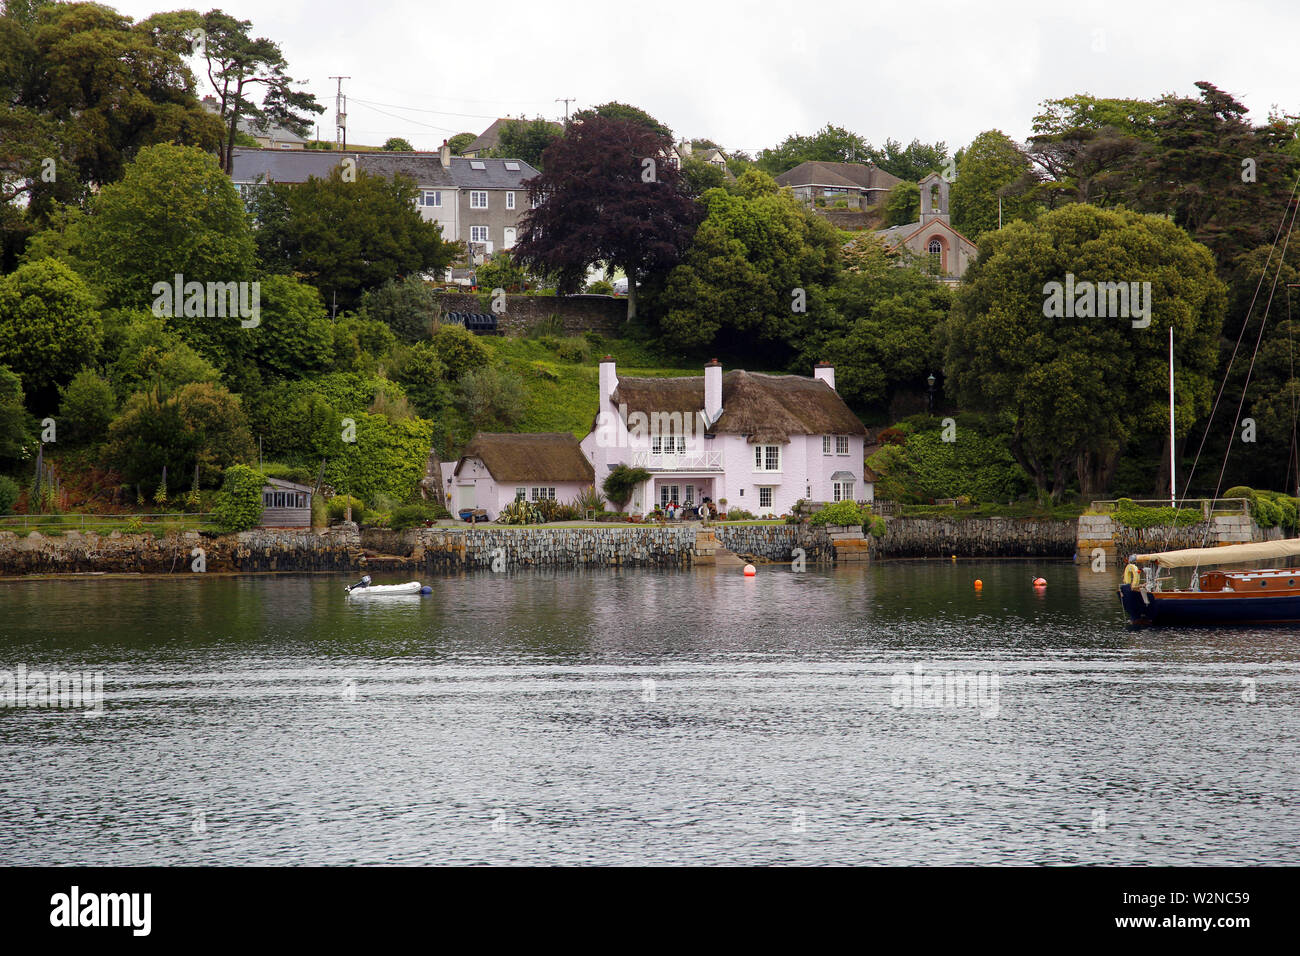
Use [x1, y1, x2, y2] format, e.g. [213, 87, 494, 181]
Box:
[1119, 583, 1300, 626]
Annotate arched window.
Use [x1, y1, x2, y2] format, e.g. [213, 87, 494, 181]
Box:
[928, 237, 944, 273]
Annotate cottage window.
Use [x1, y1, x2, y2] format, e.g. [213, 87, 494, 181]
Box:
[823, 436, 832, 455]
[420, 190, 442, 207]
[470, 191, 488, 209]
[506, 191, 515, 210]
[759, 487, 773, 509]
[530, 487, 555, 501]
[263, 492, 273, 506]
[754, 445, 781, 472]
[833, 481, 855, 502]
[470, 226, 489, 243]
[836, 435, 849, 455]
[516, 487, 526, 500]
[651, 436, 662, 455]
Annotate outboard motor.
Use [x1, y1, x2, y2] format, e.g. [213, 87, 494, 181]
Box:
[346, 574, 372, 593]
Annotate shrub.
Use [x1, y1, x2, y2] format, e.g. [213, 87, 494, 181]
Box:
[866, 515, 887, 538]
[389, 501, 444, 530]
[0, 475, 19, 514]
[573, 484, 606, 514]
[1222, 486, 1254, 501]
[327, 494, 365, 524]
[534, 497, 578, 522]
[810, 500, 866, 526]
[58, 369, 117, 447]
[212, 465, 267, 533]
[495, 497, 542, 525]
[458, 365, 526, 430]
[1112, 497, 1201, 529]
[586, 279, 614, 295]
[359, 276, 439, 342]
[603, 464, 651, 512]
[261, 462, 316, 486]
[322, 413, 435, 503]
[724, 507, 757, 520]
[554, 336, 590, 363]
[432, 323, 491, 380]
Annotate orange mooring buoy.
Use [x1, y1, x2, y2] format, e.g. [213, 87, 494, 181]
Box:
[743, 564, 756, 577]
[1033, 577, 1047, 588]
[974, 579, 983, 590]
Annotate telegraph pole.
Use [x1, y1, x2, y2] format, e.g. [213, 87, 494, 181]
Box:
[329, 76, 351, 150]
[555, 97, 575, 126]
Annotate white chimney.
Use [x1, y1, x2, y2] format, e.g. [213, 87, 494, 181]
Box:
[704, 359, 723, 425]
[814, 362, 835, 391]
[440, 139, 451, 167]
[599, 355, 618, 403]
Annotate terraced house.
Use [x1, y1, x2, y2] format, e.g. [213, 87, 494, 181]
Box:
[228, 144, 539, 258]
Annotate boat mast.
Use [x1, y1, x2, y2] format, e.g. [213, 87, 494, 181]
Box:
[1169, 326, 1176, 507]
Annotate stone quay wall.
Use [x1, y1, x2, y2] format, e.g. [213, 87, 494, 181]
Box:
[878, 518, 1077, 558]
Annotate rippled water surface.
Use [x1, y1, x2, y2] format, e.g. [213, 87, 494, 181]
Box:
[2, 561, 1297, 865]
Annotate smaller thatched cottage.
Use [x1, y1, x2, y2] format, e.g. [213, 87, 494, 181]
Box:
[440, 432, 595, 519]
[259, 477, 313, 528]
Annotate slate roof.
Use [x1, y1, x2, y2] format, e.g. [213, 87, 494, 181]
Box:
[229, 148, 537, 189]
[775, 161, 903, 192]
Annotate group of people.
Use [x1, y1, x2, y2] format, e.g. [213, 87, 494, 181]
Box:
[664, 497, 715, 521]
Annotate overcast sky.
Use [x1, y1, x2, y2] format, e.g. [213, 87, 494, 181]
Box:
[111, 0, 1300, 156]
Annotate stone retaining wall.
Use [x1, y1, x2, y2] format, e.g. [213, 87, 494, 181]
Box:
[0, 528, 361, 575]
[879, 518, 1077, 557]
[1079, 513, 1272, 561]
[433, 292, 625, 336]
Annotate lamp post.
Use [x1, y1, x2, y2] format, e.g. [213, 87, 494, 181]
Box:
[927, 373, 937, 413]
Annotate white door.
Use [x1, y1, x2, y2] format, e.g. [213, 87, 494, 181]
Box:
[457, 484, 475, 512]
[503, 227, 516, 249]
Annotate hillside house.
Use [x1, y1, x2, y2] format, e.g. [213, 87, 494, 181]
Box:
[581, 358, 870, 517]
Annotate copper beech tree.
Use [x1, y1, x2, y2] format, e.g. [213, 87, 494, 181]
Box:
[511, 115, 700, 320]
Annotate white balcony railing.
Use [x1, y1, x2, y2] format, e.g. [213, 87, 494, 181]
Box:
[630, 451, 723, 471]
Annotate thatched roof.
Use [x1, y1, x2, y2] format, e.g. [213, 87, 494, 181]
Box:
[455, 432, 594, 483]
[611, 370, 866, 444]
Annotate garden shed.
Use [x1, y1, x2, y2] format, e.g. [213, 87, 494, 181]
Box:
[259, 477, 313, 528]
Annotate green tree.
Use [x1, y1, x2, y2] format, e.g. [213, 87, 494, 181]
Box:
[0, 257, 101, 400]
[389, 342, 450, 418]
[458, 365, 525, 430]
[431, 323, 490, 380]
[474, 253, 528, 293]
[949, 130, 1038, 239]
[756, 124, 872, 175]
[105, 313, 221, 402]
[602, 463, 650, 512]
[945, 204, 1226, 500]
[212, 463, 267, 532]
[57, 368, 117, 447]
[0, 1, 224, 219]
[250, 274, 333, 377]
[883, 182, 920, 226]
[447, 131, 476, 154]
[358, 276, 440, 341]
[655, 170, 840, 355]
[252, 168, 454, 310]
[381, 137, 413, 151]
[107, 382, 254, 486]
[0, 367, 35, 468]
[868, 138, 949, 182]
[485, 117, 561, 169]
[185, 9, 323, 173]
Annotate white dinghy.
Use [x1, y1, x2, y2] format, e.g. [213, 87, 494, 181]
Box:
[345, 576, 429, 597]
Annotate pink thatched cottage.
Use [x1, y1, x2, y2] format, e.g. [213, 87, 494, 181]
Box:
[581, 357, 870, 517]
[440, 432, 595, 519]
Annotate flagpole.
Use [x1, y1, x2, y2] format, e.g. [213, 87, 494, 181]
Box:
[1169, 325, 1176, 507]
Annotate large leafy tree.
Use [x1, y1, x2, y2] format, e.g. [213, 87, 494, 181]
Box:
[251, 168, 455, 311]
[800, 235, 953, 413]
[0, 1, 223, 221]
[756, 124, 872, 175]
[946, 204, 1226, 501]
[485, 117, 561, 169]
[570, 101, 672, 139]
[182, 8, 324, 173]
[949, 130, 1039, 239]
[654, 170, 839, 355]
[0, 257, 101, 404]
[869, 138, 949, 182]
[512, 114, 699, 319]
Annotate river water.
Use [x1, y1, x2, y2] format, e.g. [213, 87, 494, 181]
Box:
[1, 560, 1296, 865]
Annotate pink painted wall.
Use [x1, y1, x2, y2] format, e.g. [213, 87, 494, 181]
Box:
[441, 458, 590, 520]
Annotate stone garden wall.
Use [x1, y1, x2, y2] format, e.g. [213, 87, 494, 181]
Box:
[433, 292, 625, 336]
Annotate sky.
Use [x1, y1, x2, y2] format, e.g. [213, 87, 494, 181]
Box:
[108, 0, 1300, 155]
